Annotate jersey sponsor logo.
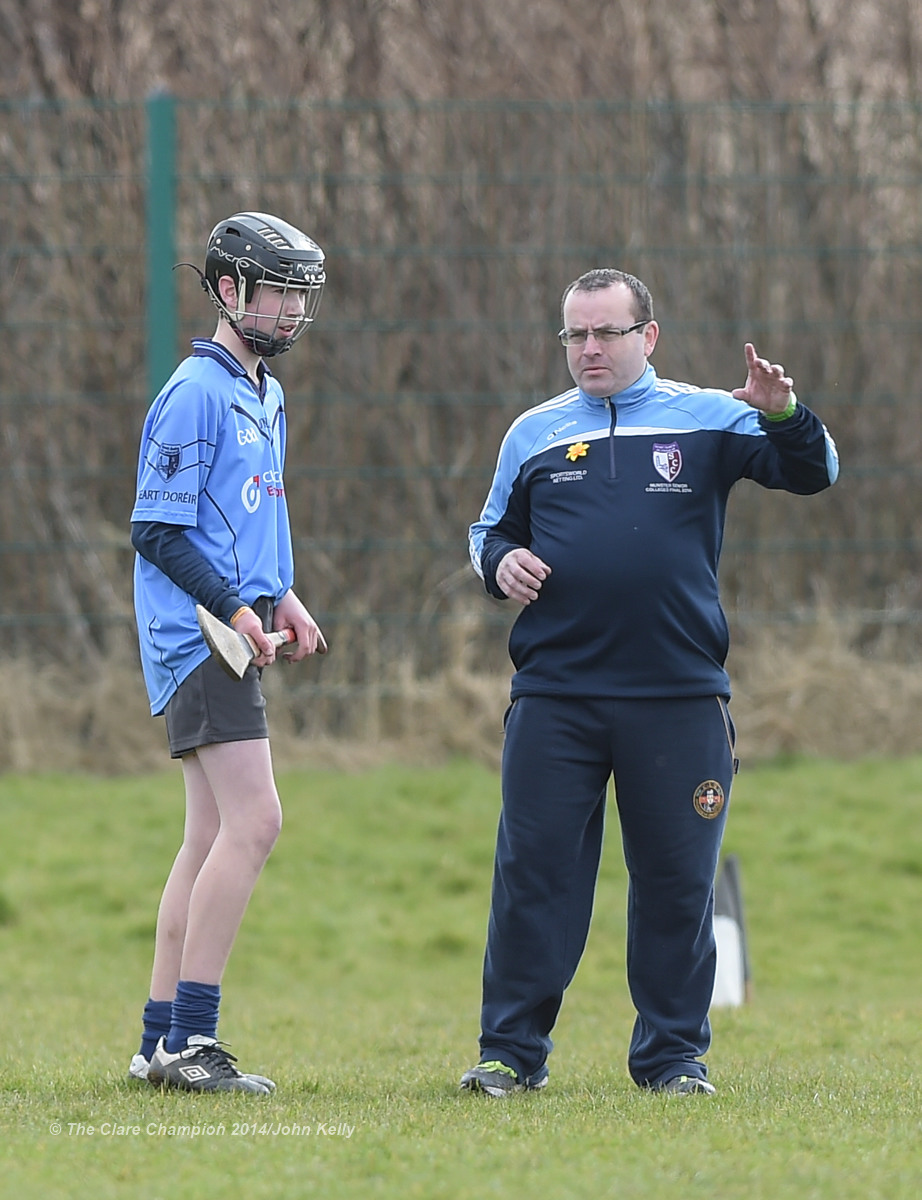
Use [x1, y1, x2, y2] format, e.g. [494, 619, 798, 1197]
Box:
[652, 441, 682, 482]
[693, 780, 725, 819]
[157, 444, 182, 482]
[241, 474, 261, 513]
[565, 441, 590, 462]
[262, 468, 285, 497]
[549, 469, 588, 484]
[240, 470, 285, 512]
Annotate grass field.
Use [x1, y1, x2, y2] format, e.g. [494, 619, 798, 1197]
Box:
[2, 754, 922, 1198]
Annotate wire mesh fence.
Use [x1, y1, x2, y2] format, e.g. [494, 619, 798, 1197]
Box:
[1, 98, 920, 734]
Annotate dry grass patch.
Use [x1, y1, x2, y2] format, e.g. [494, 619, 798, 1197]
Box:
[730, 611, 922, 760]
[1, 611, 921, 775]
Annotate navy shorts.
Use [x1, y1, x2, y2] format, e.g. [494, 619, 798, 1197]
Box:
[163, 597, 273, 758]
[163, 655, 268, 758]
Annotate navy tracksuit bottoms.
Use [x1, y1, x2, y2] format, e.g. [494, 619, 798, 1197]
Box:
[478, 694, 736, 1088]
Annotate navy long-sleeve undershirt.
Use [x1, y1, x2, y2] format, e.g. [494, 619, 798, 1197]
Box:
[130, 521, 243, 624]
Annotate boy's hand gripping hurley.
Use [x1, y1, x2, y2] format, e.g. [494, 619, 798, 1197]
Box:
[196, 603, 317, 680]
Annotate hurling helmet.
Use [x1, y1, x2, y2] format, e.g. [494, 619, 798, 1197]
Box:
[202, 212, 325, 357]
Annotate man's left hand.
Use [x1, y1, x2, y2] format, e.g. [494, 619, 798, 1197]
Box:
[731, 342, 795, 414]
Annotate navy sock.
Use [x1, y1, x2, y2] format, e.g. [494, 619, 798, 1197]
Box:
[139, 998, 173, 1062]
[165, 980, 221, 1054]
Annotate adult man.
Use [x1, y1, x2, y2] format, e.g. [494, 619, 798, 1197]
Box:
[128, 212, 327, 1092]
[463, 268, 838, 1096]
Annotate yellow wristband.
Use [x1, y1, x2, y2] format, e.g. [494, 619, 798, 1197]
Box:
[229, 605, 253, 627]
[764, 395, 798, 422]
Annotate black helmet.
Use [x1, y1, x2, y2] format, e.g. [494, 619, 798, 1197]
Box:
[202, 212, 325, 357]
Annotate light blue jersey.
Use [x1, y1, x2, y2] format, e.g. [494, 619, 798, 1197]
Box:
[132, 340, 295, 714]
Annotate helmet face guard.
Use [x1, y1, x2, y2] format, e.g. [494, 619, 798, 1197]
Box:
[203, 212, 325, 357]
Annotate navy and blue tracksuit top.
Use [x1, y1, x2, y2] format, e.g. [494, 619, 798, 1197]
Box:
[469, 363, 839, 701]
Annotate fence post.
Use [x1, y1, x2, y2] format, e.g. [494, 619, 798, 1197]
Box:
[145, 90, 176, 399]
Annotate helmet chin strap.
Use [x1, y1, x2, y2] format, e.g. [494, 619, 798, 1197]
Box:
[230, 320, 294, 358]
[221, 266, 309, 358]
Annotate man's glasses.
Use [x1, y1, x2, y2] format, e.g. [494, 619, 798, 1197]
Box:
[557, 320, 649, 346]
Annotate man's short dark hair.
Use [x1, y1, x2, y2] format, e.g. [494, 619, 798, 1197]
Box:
[560, 269, 654, 325]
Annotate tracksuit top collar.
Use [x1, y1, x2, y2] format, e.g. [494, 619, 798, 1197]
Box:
[577, 362, 657, 411]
